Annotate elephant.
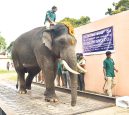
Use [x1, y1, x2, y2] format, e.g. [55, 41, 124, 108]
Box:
[12, 23, 86, 106]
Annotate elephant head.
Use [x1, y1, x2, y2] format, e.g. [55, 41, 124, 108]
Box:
[42, 23, 85, 106]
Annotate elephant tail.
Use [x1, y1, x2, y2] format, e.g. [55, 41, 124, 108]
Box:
[16, 76, 19, 89]
[16, 84, 18, 89]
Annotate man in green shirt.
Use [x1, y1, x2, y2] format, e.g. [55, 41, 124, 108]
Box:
[44, 6, 57, 29]
[56, 59, 65, 87]
[103, 51, 118, 97]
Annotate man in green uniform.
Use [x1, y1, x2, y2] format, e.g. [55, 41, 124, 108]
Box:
[56, 59, 65, 87]
[44, 6, 57, 29]
[103, 51, 118, 97]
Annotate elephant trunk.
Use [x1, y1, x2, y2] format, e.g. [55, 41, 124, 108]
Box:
[70, 72, 77, 106]
[61, 54, 77, 106]
[60, 46, 78, 106]
[69, 60, 78, 106]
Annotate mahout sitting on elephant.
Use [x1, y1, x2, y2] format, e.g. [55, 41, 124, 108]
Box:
[12, 23, 86, 106]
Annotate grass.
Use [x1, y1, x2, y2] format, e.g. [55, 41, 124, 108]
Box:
[0, 69, 17, 81]
[0, 70, 28, 81]
[8, 75, 17, 81]
[0, 70, 16, 74]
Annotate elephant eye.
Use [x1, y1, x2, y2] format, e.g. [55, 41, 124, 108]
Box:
[54, 28, 68, 37]
[59, 39, 66, 45]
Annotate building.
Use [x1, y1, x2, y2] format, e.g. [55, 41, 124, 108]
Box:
[75, 10, 129, 96]
[0, 54, 13, 70]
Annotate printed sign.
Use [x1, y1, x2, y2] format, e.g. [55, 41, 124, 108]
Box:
[82, 26, 114, 55]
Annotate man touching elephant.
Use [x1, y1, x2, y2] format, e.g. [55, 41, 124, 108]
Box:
[77, 53, 86, 91]
[44, 6, 57, 29]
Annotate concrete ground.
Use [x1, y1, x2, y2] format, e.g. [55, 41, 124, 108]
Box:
[83, 107, 129, 115]
[0, 72, 129, 115]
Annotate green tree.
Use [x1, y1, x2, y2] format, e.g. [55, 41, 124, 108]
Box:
[0, 35, 6, 51]
[6, 41, 14, 53]
[59, 16, 90, 28]
[105, 0, 129, 15]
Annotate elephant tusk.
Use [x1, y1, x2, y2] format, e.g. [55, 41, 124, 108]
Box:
[62, 60, 80, 74]
[77, 63, 87, 73]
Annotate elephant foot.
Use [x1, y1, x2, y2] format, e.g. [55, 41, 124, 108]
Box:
[44, 89, 59, 102]
[25, 81, 32, 90]
[26, 85, 31, 90]
[45, 96, 59, 102]
[71, 101, 76, 106]
[19, 88, 27, 94]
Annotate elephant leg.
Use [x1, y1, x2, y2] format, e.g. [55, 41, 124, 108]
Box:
[26, 68, 40, 90]
[43, 59, 58, 102]
[17, 71, 27, 94]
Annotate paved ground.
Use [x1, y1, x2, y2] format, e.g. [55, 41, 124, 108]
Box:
[0, 73, 129, 115]
[85, 106, 129, 115]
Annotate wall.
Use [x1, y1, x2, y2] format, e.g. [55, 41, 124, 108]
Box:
[0, 55, 13, 70]
[75, 11, 129, 96]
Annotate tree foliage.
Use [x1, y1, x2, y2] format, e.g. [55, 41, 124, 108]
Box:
[6, 41, 14, 53]
[105, 0, 129, 15]
[0, 35, 6, 51]
[59, 16, 90, 28]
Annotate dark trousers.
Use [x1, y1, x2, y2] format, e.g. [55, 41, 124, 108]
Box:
[62, 71, 71, 88]
[78, 73, 85, 91]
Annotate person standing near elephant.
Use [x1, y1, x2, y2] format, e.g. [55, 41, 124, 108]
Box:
[38, 71, 45, 84]
[103, 51, 118, 97]
[56, 59, 65, 87]
[62, 64, 71, 88]
[77, 53, 86, 91]
[6, 62, 10, 71]
[44, 6, 57, 29]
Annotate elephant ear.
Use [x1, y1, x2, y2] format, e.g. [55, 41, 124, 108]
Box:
[42, 30, 54, 50]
